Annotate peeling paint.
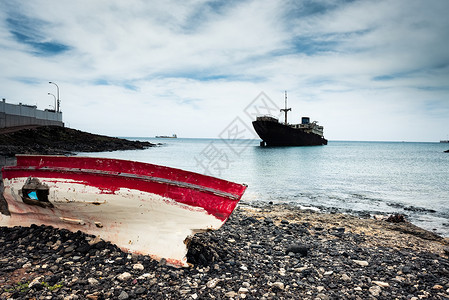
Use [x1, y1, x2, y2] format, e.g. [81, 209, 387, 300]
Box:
[59, 217, 85, 225]
[1, 155, 247, 267]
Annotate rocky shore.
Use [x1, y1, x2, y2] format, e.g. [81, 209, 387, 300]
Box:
[1, 203, 448, 299]
[0, 126, 154, 157]
[1, 127, 448, 299]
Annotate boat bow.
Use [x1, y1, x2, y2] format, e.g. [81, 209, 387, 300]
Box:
[1, 155, 247, 267]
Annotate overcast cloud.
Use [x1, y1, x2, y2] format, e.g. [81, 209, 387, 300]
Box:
[0, 0, 448, 141]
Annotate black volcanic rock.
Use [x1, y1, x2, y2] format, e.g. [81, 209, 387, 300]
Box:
[0, 125, 154, 156]
[0, 205, 449, 299]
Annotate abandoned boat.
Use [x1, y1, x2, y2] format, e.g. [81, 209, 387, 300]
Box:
[0, 155, 247, 267]
[252, 91, 327, 146]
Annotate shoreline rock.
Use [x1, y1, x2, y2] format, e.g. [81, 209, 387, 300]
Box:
[0, 125, 155, 157]
[1, 202, 448, 299]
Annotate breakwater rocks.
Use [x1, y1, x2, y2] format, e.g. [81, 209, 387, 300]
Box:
[1, 204, 449, 299]
[0, 126, 154, 157]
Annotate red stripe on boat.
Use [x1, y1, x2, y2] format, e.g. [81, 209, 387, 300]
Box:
[2, 155, 247, 221]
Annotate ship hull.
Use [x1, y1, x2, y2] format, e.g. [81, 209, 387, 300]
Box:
[253, 120, 328, 146]
[1, 155, 247, 267]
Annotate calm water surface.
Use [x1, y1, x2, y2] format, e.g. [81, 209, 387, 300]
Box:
[83, 139, 449, 237]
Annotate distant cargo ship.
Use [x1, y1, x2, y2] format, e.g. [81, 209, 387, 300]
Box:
[155, 134, 177, 138]
[440, 140, 449, 143]
[252, 91, 327, 146]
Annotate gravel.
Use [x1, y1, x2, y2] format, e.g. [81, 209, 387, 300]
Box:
[1, 203, 448, 299]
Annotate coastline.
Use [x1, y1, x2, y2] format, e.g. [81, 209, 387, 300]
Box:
[0, 125, 155, 157]
[1, 202, 448, 299]
[1, 128, 448, 298]
[238, 203, 449, 255]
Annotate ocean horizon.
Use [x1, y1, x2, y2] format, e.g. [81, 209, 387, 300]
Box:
[123, 137, 448, 143]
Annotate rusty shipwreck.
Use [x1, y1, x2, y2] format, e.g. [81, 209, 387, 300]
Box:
[253, 91, 327, 146]
[0, 155, 247, 267]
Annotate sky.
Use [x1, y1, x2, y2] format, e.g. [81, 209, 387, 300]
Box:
[0, 0, 448, 142]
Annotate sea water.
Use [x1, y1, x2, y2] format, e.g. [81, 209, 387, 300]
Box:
[83, 139, 449, 237]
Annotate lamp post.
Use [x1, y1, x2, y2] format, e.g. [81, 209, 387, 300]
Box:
[47, 93, 56, 111]
[49, 81, 60, 112]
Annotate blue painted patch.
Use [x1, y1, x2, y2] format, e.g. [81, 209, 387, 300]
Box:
[28, 191, 38, 200]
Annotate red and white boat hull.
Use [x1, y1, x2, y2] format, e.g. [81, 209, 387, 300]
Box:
[1, 155, 247, 267]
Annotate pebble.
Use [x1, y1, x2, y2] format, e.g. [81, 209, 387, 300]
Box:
[137, 273, 154, 280]
[88, 278, 99, 286]
[117, 291, 129, 300]
[369, 285, 382, 296]
[272, 281, 285, 290]
[28, 276, 43, 288]
[117, 272, 132, 281]
[353, 259, 369, 266]
[225, 291, 237, 297]
[341, 273, 351, 281]
[206, 278, 220, 288]
[22, 262, 32, 268]
[132, 263, 144, 270]
[316, 293, 329, 300]
[373, 280, 389, 288]
[0, 204, 448, 299]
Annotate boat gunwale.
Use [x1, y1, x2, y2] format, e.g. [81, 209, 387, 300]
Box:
[2, 166, 244, 201]
[13, 155, 246, 193]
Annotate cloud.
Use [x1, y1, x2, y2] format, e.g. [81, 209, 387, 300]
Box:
[6, 12, 71, 56]
[0, 0, 448, 141]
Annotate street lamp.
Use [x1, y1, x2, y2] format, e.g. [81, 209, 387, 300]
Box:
[49, 81, 60, 112]
[47, 93, 56, 111]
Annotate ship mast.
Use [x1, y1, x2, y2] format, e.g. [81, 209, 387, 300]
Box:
[280, 90, 291, 125]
